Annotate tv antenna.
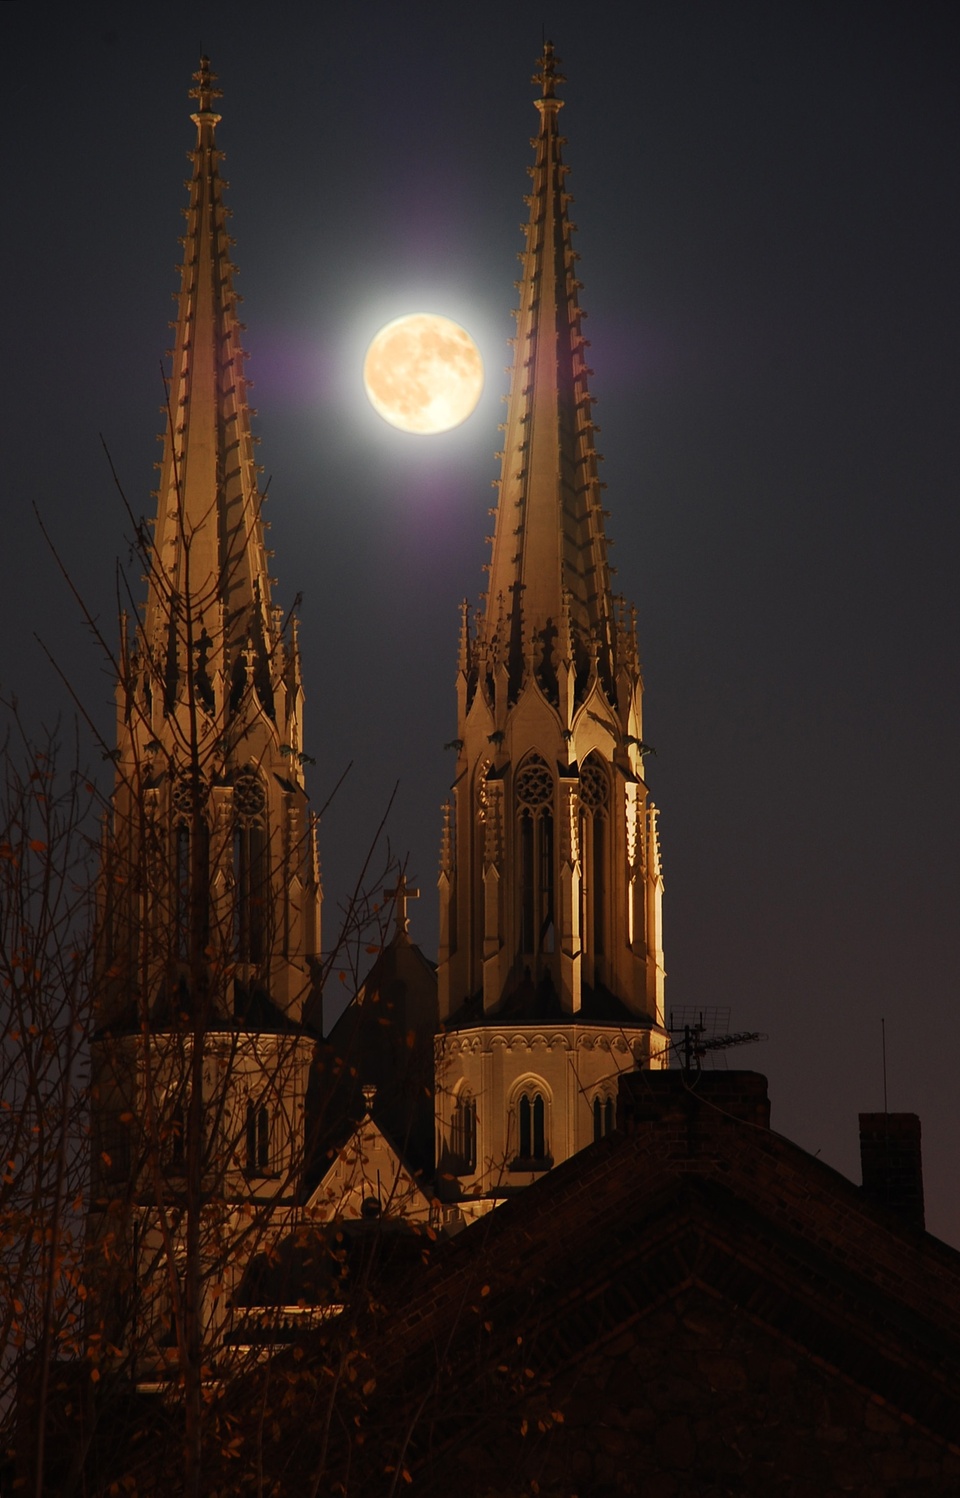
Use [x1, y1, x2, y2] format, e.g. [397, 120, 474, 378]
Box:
[664, 1007, 768, 1075]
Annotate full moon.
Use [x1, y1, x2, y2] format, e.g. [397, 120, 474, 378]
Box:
[363, 313, 484, 434]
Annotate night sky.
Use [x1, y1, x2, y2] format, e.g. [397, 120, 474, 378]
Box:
[3, 3, 958, 1242]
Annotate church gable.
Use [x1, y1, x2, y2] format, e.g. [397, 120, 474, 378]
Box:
[305, 1107, 434, 1225]
[310, 919, 439, 1188]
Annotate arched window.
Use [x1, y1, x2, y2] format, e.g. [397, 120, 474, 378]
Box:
[451, 1089, 477, 1172]
[233, 770, 268, 964]
[245, 1100, 270, 1174]
[511, 1082, 550, 1169]
[175, 822, 190, 962]
[172, 772, 210, 964]
[174, 821, 211, 962]
[579, 754, 609, 960]
[593, 1093, 616, 1142]
[167, 1099, 186, 1173]
[516, 755, 554, 955]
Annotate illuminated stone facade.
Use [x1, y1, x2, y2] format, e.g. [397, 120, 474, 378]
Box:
[435, 45, 666, 1213]
[89, 58, 320, 1370]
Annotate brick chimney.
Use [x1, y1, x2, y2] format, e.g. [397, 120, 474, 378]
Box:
[859, 1113, 925, 1230]
[618, 1070, 771, 1131]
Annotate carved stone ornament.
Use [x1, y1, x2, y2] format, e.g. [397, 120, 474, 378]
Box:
[234, 768, 267, 821]
[515, 754, 552, 808]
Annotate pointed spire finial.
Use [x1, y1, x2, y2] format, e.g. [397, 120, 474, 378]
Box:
[457, 598, 471, 674]
[533, 40, 566, 102]
[559, 584, 574, 663]
[189, 55, 222, 116]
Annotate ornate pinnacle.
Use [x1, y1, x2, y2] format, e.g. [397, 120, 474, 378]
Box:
[439, 800, 453, 877]
[559, 585, 574, 663]
[189, 55, 222, 115]
[532, 40, 566, 101]
[457, 598, 471, 674]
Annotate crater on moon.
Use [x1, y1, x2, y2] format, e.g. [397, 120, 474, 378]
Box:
[363, 313, 484, 435]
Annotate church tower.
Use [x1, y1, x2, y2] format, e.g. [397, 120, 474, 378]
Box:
[436, 46, 666, 1208]
[89, 59, 320, 1372]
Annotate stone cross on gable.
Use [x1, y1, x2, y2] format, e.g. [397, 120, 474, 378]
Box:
[384, 873, 420, 940]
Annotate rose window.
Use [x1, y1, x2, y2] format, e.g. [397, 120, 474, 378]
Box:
[515, 756, 552, 809]
[580, 758, 609, 811]
[234, 770, 266, 821]
[171, 771, 208, 816]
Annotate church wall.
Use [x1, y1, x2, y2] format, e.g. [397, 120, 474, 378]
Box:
[436, 1024, 656, 1202]
[88, 1027, 314, 1369]
[91, 1031, 314, 1201]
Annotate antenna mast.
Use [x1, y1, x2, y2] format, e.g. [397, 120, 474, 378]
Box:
[666, 1008, 768, 1076]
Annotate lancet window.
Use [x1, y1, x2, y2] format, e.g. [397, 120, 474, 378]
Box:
[516, 755, 555, 955]
[94, 1114, 131, 1185]
[167, 1099, 186, 1173]
[233, 769, 268, 964]
[579, 753, 609, 959]
[511, 1081, 550, 1169]
[245, 1099, 270, 1174]
[451, 1088, 477, 1172]
[172, 772, 210, 964]
[593, 1092, 615, 1142]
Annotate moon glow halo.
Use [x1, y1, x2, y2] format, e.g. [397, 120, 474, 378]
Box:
[363, 313, 484, 434]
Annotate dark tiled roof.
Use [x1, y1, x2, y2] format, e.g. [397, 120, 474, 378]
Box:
[445, 977, 657, 1029]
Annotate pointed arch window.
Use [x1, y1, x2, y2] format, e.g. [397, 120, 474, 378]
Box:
[510, 1081, 551, 1171]
[245, 1099, 270, 1175]
[579, 754, 609, 960]
[516, 755, 555, 955]
[233, 770, 268, 964]
[451, 1088, 477, 1173]
[172, 771, 210, 965]
[593, 1092, 615, 1142]
[166, 1098, 187, 1174]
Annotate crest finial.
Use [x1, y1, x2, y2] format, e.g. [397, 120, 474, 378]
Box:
[532, 40, 566, 101]
[189, 55, 222, 115]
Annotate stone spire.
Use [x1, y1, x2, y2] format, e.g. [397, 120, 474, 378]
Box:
[89, 58, 320, 1383]
[143, 55, 281, 733]
[101, 58, 318, 1026]
[435, 44, 666, 1216]
[477, 41, 615, 708]
[438, 44, 664, 1027]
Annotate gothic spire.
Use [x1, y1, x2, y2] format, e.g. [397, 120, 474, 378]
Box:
[144, 56, 278, 726]
[478, 41, 616, 704]
[101, 57, 319, 1034]
[439, 44, 662, 1032]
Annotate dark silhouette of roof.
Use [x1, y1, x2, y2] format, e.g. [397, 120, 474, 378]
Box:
[248, 1071, 960, 1493]
[444, 972, 659, 1028]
